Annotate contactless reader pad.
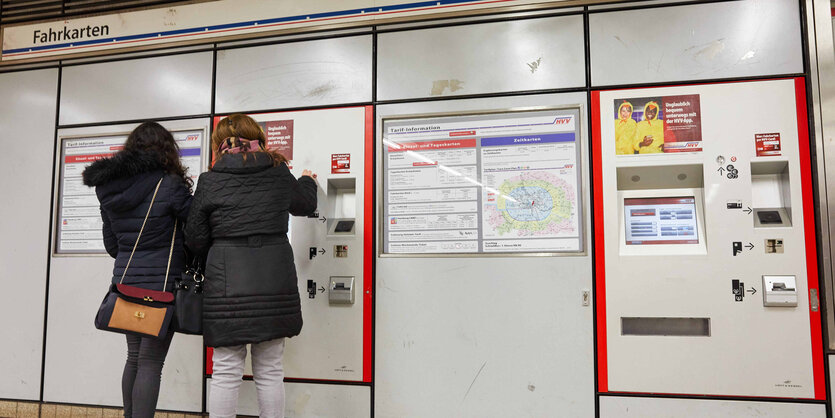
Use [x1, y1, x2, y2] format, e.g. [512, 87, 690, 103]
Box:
[335, 220, 355, 233]
[757, 211, 782, 224]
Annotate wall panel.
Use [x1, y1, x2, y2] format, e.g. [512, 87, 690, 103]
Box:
[59, 52, 213, 125]
[375, 92, 594, 417]
[600, 396, 826, 417]
[0, 68, 58, 401]
[589, 0, 803, 86]
[377, 15, 585, 100]
[215, 36, 372, 113]
[42, 119, 208, 412]
[206, 379, 371, 417]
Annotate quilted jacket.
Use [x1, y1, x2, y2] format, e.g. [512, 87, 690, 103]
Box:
[184, 152, 317, 347]
[82, 149, 192, 292]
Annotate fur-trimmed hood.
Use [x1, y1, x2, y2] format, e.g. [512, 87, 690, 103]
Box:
[83, 149, 166, 212]
[82, 149, 163, 187]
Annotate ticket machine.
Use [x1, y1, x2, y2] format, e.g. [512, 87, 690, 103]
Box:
[206, 106, 373, 413]
[593, 78, 824, 399]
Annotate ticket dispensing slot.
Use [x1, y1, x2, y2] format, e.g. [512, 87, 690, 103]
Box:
[326, 178, 356, 236]
[762, 275, 798, 307]
[329, 276, 355, 305]
[617, 164, 707, 257]
[750, 161, 792, 228]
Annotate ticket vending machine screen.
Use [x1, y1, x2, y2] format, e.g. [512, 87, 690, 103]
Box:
[624, 197, 699, 245]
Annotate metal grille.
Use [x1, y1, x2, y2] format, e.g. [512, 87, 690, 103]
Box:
[0, 0, 192, 25]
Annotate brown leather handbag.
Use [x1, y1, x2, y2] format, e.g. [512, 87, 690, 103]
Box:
[94, 178, 178, 340]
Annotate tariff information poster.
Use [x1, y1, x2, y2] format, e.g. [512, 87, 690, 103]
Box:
[382, 108, 583, 255]
[56, 129, 205, 254]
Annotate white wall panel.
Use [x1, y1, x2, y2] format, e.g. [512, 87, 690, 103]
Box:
[216, 36, 371, 113]
[0, 68, 58, 400]
[830, 355, 835, 405]
[378, 16, 585, 100]
[42, 119, 209, 412]
[59, 52, 212, 125]
[375, 93, 594, 417]
[589, 0, 803, 86]
[207, 379, 371, 417]
[600, 396, 826, 417]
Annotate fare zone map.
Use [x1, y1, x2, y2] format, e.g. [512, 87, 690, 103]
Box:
[383, 109, 583, 254]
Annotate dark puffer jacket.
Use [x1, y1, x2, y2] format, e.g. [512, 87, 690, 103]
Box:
[184, 152, 317, 347]
[82, 149, 192, 292]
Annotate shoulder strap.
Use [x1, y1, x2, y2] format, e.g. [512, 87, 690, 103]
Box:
[119, 178, 163, 285]
[162, 219, 177, 292]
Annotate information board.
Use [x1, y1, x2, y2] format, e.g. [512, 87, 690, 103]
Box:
[382, 108, 583, 255]
[56, 129, 206, 254]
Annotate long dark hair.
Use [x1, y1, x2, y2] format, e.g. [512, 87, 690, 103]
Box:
[124, 121, 193, 192]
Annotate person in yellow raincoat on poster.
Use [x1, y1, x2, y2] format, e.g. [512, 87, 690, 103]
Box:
[634, 101, 664, 154]
[614, 101, 637, 155]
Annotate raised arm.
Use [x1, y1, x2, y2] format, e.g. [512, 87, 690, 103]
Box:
[288, 169, 318, 217]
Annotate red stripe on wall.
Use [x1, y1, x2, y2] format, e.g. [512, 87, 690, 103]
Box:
[591, 90, 608, 393]
[363, 105, 375, 383]
[794, 77, 826, 400]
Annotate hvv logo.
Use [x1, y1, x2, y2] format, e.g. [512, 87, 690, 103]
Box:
[185, 134, 199, 141]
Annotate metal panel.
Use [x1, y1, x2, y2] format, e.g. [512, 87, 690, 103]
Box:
[42, 119, 209, 412]
[600, 396, 826, 417]
[374, 92, 593, 417]
[207, 379, 371, 417]
[377, 15, 585, 101]
[59, 52, 213, 125]
[589, 0, 803, 86]
[215, 36, 372, 113]
[811, 1, 835, 351]
[0, 68, 57, 400]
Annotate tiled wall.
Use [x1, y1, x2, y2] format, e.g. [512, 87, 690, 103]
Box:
[0, 401, 205, 418]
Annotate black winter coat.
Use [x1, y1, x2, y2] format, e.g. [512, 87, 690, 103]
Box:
[184, 152, 317, 347]
[82, 149, 192, 292]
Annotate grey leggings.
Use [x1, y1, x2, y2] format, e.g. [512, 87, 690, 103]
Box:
[123, 333, 174, 418]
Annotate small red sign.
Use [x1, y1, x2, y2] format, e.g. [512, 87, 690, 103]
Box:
[332, 153, 351, 174]
[755, 133, 781, 157]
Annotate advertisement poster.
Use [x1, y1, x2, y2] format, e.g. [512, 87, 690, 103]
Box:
[257, 120, 294, 160]
[613, 94, 702, 155]
[56, 129, 205, 254]
[382, 109, 583, 255]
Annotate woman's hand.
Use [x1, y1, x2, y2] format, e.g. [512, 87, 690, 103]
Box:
[302, 169, 317, 180]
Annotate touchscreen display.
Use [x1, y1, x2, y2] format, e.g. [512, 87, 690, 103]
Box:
[624, 197, 699, 245]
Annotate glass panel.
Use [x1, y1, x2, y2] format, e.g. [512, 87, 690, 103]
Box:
[59, 52, 213, 125]
[215, 36, 372, 113]
[589, 0, 803, 86]
[378, 15, 585, 100]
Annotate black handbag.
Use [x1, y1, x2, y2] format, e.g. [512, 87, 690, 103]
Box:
[94, 179, 177, 340]
[173, 258, 204, 335]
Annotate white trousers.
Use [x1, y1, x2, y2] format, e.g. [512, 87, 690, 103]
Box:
[210, 338, 285, 418]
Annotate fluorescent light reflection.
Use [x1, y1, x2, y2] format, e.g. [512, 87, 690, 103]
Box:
[383, 138, 518, 203]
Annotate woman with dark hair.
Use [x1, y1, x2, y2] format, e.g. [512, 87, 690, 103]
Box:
[185, 114, 317, 418]
[82, 121, 193, 418]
